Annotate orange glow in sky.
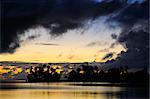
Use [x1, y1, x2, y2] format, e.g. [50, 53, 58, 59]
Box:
[0, 19, 125, 63]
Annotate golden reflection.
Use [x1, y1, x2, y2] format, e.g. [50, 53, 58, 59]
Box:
[0, 90, 109, 99]
[0, 83, 121, 99]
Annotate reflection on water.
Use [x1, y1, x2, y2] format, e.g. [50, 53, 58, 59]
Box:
[0, 82, 148, 99]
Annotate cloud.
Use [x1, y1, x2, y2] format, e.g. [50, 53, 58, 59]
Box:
[111, 33, 118, 39]
[86, 41, 108, 47]
[102, 52, 115, 60]
[109, 42, 119, 48]
[127, 0, 146, 4]
[1, 0, 149, 69]
[105, 30, 149, 68]
[68, 55, 75, 60]
[27, 35, 40, 40]
[103, 0, 149, 69]
[58, 53, 62, 58]
[97, 48, 109, 52]
[1, 0, 123, 53]
[35, 43, 59, 46]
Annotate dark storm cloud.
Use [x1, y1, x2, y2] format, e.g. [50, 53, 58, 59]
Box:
[105, 29, 149, 68]
[113, 0, 149, 25]
[104, 0, 149, 68]
[1, 0, 124, 53]
[1, 0, 58, 53]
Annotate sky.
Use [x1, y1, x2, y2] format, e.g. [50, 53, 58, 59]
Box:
[0, 0, 149, 68]
[0, 17, 124, 62]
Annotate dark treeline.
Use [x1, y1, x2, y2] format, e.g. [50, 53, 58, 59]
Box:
[68, 65, 149, 83]
[26, 63, 149, 84]
[27, 64, 61, 82]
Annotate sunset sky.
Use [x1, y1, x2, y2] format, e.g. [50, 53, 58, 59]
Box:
[0, 0, 148, 68]
[0, 19, 125, 62]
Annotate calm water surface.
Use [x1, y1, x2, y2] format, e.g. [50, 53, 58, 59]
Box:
[0, 82, 148, 99]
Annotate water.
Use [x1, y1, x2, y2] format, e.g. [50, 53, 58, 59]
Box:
[0, 82, 148, 99]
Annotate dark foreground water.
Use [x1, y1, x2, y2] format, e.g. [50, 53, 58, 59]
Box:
[0, 82, 149, 99]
